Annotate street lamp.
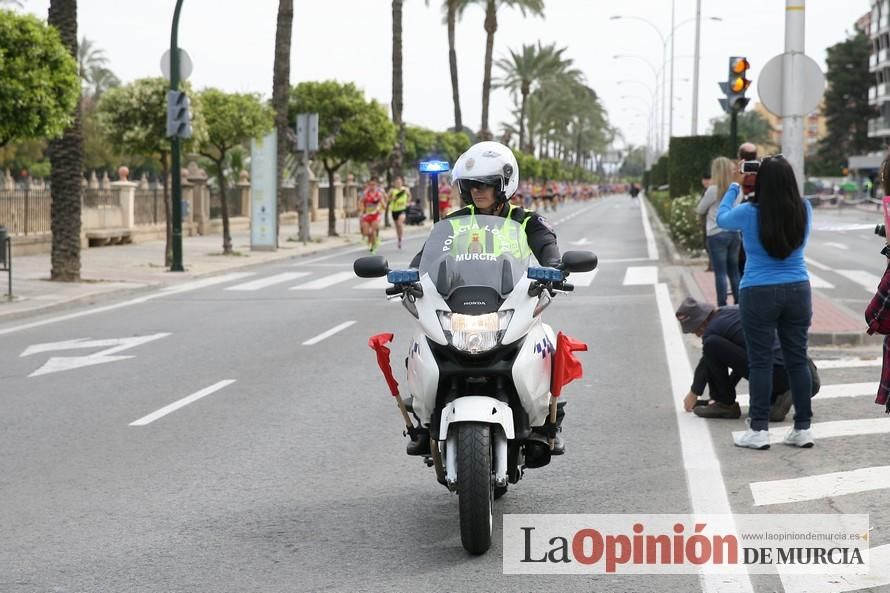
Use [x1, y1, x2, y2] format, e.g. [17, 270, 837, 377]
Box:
[611, 11, 722, 146]
[614, 55, 661, 150]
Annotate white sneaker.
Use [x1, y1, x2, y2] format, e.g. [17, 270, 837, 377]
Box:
[734, 428, 771, 450]
[783, 428, 814, 448]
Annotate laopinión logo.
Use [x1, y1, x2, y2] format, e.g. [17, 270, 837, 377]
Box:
[503, 514, 869, 575]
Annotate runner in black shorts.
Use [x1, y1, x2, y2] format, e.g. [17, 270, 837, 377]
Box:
[388, 176, 410, 249]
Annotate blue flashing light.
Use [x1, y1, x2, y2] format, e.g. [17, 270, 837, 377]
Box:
[388, 269, 421, 284]
[419, 160, 450, 173]
[527, 267, 563, 282]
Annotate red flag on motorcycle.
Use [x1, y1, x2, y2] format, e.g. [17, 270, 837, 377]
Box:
[551, 331, 587, 398]
[368, 333, 400, 397]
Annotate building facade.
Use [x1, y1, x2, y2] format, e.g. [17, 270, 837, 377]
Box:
[869, 1, 890, 138]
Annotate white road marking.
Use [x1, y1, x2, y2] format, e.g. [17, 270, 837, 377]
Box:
[735, 382, 878, 408]
[302, 321, 356, 345]
[779, 543, 890, 593]
[808, 272, 834, 289]
[225, 272, 309, 291]
[654, 283, 754, 593]
[640, 199, 658, 260]
[0, 272, 254, 337]
[355, 277, 391, 290]
[568, 270, 598, 287]
[825, 242, 849, 250]
[623, 266, 658, 286]
[813, 357, 882, 369]
[598, 257, 650, 264]
[837, 269, 882, 293]
[805, 257, 832, 271]
[129, 380, 236, 426]
[750, 465, 890, 506]
[289, 271, 355, 290]
[25, 333, 171, 377]
[732, 417, 890, 445]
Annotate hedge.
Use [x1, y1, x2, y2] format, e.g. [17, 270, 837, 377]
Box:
[647, 190, 704, 255]
[668, 135, 733, 198]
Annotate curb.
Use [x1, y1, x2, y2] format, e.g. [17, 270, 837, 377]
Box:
[0, 223, 430, 324]
[644, 196, 880, 348]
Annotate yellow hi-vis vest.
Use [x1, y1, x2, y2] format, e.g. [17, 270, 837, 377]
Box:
[447, 205, 532, 260]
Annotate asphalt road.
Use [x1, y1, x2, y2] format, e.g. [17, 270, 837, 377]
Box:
[1, 197, 888, 593]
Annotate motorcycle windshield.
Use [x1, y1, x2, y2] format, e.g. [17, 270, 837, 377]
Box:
[418, 215, 531, 298]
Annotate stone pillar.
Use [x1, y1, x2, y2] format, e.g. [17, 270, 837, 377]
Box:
[238, 170, 250, 218]
[187, 161, 208, 235]
[111, 173, 137, 231]
[345, 174, 359, 216]
[3, 170, 14, 191]
[88, 171, 99, 189]
[100, 171, 111, 190]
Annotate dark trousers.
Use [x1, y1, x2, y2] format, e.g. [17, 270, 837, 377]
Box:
[701, 335, 788, 404]
[739, 282, 813, 431]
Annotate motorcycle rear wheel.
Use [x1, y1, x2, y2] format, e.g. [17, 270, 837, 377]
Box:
[457, 422, 493, 554]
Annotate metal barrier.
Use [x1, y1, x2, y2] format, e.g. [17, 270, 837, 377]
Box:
[0, 225, 10, 300]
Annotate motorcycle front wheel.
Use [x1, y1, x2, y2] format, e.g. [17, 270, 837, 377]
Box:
[457, 422, 493, 554]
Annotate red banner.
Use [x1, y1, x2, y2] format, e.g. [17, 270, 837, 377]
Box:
[368, 333, 400, 397]
[551, 331, 587, 398]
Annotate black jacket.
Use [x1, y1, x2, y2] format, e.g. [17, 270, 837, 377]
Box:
[409, 204, 561, 268]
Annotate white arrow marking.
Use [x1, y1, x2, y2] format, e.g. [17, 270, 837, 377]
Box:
[25, 333, 170, 377]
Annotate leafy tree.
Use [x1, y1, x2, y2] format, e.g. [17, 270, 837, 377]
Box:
[273, 0, 293, 239]
[96, 77, 205, 265]
[289, 81, 396, 236]
[47, 0, 85, 282]
[495, 41, 577, 151]
[815, 30, 881, 174]
[197, 89, 274, 254]
[709, 110, 774, 146]
[461, 0, 544, 139]
[619, 145, 647, 179]
[0, 9, 79, 148]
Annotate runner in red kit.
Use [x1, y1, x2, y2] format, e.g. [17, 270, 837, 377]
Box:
[360, 176, 387, 253]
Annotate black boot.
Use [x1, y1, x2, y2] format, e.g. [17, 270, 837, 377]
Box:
[551, 400, 566, 455]
[406, 427, 431, 456]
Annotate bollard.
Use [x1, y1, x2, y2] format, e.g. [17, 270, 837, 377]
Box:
[0, 225, 6, 267]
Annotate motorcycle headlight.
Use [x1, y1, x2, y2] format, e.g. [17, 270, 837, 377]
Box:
[437, 310, 513, 353]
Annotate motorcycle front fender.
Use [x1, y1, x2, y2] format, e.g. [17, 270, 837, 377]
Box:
[438, 396, 515, 441]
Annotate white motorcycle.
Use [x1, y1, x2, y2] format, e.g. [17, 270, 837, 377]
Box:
[354, 214, 596, 555]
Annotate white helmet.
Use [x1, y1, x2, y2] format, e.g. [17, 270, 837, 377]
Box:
[451, 141, 519, 206]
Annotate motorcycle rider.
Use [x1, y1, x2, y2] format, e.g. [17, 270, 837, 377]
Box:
[407, 141, 568, 455]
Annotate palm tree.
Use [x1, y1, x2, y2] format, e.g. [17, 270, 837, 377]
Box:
[426, 0, 469, 133]
[77, 36, 108, 86]
[0, 0, 24, 7]
[495, 42, 578, 151]
[48, 0, 83, 281]
[391, 0, 405, 176]
[272, 0, 293, 243]
[465, 0, 544, 140]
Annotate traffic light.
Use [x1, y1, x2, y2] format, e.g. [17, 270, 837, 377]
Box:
[166, 90, 192, 139]
[718, 56, 751, 113]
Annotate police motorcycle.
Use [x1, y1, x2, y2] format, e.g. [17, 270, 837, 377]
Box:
[355, 213, 596, 555]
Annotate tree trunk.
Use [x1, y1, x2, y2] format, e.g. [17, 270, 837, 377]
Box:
[325, 162, 337, 237]
[216, 157, 232, 254]
[519, 83, 529, 152]
[48, 0, 83, 282]
[160, 152, 172, 267]
[273, 0, 294, 246]
[390, 0, 405, 210]
[447, 0, 462, 132]
[479, 0, 496, 141]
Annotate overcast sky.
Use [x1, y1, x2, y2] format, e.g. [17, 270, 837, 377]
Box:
[20, 0, 872, 151]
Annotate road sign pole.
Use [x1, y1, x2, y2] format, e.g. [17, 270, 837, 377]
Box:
[169, 0, 185, 271]
[730, 109, 738, 156]
[782, 0, 806, 194]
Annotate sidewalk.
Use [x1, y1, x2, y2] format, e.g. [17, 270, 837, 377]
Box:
[0, 216, 429, 321]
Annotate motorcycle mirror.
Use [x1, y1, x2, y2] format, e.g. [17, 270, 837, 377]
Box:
[354, 255, 389, 278]
[561, 251, 597, 273]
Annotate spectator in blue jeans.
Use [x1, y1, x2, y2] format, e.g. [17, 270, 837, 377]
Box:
[697, 157, 741, 305]
[716, 155, 814, 450]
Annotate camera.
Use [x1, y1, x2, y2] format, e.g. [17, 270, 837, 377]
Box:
[740, 160, 760, 174]
[877, 224, 886, 238]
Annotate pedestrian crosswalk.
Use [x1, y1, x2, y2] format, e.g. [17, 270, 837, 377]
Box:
[179, 265, 661, 294]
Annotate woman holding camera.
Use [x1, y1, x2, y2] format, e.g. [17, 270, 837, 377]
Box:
[716, 155, 814, 450]
[697, 157, 741, 306]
